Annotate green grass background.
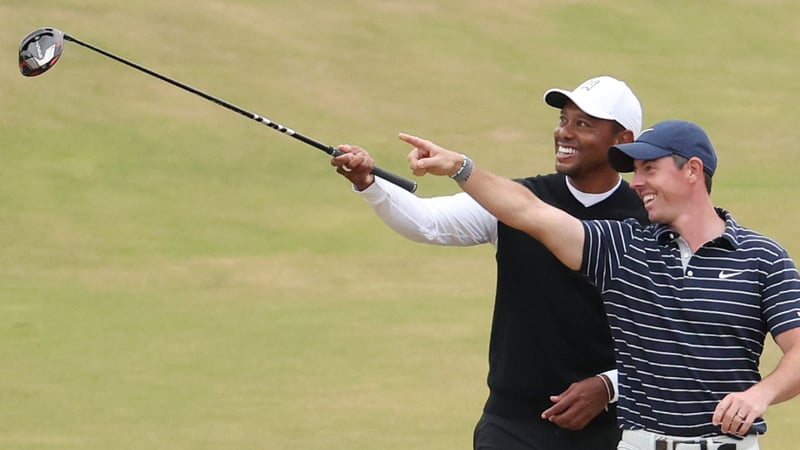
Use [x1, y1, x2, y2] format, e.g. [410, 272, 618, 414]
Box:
[1, 1, 799, 448]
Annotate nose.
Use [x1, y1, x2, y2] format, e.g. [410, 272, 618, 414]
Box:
[630, 169, 644, 189]
[555, 123, 575, 141]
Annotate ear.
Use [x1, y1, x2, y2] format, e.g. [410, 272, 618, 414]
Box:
[615, 129, 636, 145]
[685, 157, 705, 182]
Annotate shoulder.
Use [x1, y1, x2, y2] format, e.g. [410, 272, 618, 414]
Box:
[722, 210, 790, 257]
[515, 172, 561, 187]
[515, 173, 566, 197]
[595, 179, 649, 224]
[584, 217, 651, 237]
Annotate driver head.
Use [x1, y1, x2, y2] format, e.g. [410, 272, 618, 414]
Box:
[19, 27, 65, 77]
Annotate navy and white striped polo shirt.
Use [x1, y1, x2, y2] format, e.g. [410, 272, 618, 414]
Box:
[581, 208, 800, 437]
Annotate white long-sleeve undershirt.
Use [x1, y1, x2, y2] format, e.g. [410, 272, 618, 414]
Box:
[356, 175, 621, 248]
[357, 177, 499, 247]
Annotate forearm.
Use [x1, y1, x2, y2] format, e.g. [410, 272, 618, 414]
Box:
[753, 329, 800, 405]
[460, 167, 545, 233]
[460, 166, 585, 270]
[397, 134, 584, 268]
[713, 328, 800, 433]
[359, 177, 497, 246]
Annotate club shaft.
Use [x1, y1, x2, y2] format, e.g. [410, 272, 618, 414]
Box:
[63, 34, 417, 193]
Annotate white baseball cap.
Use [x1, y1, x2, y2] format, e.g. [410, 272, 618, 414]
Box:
[543, 76, 643, 138]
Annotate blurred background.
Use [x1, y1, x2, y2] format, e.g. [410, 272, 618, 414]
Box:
[1, 1, 799, 448]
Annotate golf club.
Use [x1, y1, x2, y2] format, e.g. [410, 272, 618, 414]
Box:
[18, 27, 418, 193]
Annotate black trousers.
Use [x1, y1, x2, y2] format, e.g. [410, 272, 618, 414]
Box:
[473, 412, 621, 450]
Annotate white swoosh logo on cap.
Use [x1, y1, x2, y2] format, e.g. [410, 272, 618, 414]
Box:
[639, 128, 654, 136]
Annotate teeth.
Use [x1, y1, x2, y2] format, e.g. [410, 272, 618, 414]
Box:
[557, 146, 576, 155]
[643, 193, 656, 203]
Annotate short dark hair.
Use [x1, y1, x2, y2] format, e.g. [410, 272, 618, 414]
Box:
[672, 154, 712, 193]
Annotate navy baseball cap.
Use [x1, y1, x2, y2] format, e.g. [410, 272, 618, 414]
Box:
[608, 120, 717, 176]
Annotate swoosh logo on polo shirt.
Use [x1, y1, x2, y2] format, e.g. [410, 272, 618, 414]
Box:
[719, 270, 745, 279]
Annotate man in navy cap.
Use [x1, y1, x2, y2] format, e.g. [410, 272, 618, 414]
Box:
[397, 120, 800, 449]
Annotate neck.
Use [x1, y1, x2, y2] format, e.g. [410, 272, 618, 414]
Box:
[566, 171, 622, 194]
[670, 196, 725, 252]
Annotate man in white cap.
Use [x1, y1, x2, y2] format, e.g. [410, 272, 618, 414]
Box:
[332, 76, 648, 449]
[397, 119, 800, 449]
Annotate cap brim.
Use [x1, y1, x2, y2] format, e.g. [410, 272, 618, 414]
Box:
[544, 89, 570, 108]
[543, 89, 615, 121]
[608, 141, 672, 173]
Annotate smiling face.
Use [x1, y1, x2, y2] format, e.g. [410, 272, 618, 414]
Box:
[552, 101, 629, 190]
[630, 156, 693, 224]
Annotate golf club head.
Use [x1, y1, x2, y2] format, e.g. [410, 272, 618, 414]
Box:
[19, 27, 65, 77]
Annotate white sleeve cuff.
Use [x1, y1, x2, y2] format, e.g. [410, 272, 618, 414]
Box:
[601, 369, 619, 403]
[354, 177, 391, 203]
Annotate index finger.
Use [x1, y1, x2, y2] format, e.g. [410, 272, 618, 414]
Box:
[398, 132, 428, 148]
[335, 144, 359, 154]
[541, 397, 569, 419]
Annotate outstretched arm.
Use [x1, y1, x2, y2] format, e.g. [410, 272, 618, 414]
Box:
[399, 133, 585, 270]
[332, 144, 498, 246]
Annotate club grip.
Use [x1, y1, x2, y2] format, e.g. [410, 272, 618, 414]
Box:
[329, 147, 417, 193]
[371, 166, 418, 193]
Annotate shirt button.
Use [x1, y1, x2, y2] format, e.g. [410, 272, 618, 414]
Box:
[687, 270, 694, 277]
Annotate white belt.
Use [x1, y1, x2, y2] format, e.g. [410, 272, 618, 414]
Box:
[620, 429, 759, 450]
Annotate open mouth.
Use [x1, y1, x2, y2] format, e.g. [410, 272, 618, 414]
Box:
[557, 146, 576, 157]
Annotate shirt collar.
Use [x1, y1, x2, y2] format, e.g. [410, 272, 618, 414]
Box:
[565, 175, 623, 207]
[654, 207, 739, 249]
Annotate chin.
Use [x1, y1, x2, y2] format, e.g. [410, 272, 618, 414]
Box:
[555, 164, 577, 177]
[647, 210, 663, 224]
